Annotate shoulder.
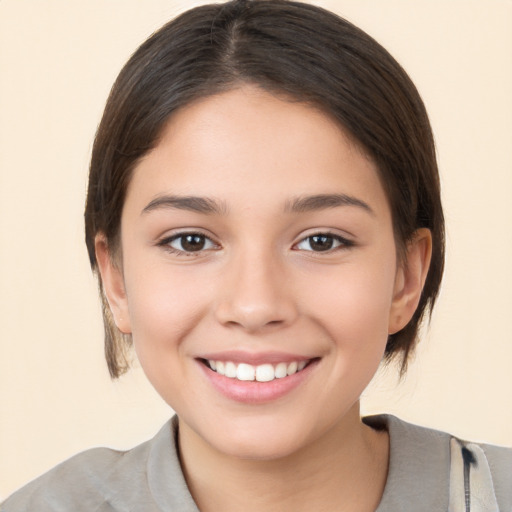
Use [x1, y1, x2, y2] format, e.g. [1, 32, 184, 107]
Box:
[480, 439, 512, 471]
[0, 420, 175, 512]
[398, 417, 512, 486]
[365, 414, 511, 511]
[2, 447, 129, 512]
[477, 439, 512, 508]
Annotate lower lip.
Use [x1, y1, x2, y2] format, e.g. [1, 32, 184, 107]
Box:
[197, 360, 318, 404]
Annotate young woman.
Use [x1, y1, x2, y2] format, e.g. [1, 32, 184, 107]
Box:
[2, 1, 510, 511]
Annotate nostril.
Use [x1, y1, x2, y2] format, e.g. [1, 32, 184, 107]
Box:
[213, 277, 299, 331]
[215, 301, 294, 332]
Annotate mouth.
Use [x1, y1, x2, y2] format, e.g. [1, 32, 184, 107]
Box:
[200, 358, 316, 382]
[197, 354, 320, 404]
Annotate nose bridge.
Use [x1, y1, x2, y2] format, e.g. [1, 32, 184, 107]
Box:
[215, 242, 296, 331]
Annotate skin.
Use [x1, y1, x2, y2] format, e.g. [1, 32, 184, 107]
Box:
[96, 86, 431, 511]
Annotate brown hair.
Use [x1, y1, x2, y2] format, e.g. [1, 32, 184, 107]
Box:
[85, 0, 444, 378]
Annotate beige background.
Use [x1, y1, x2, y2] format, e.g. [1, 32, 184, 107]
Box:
[1, 0, 511, 500]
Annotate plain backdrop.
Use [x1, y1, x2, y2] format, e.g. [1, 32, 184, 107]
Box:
[1, 0, 511, 500]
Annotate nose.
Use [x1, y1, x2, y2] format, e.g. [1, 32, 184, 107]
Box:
[214, 250, 298, 333]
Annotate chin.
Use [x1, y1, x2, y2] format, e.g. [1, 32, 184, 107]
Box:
[215, 431, 309, 461]
[191, 411, 320, 462]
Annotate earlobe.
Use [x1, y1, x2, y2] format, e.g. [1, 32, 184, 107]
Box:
[94, 235, 132, 334]
[388, 228, 432, 335]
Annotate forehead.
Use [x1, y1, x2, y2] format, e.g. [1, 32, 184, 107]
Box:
[125, 86, 389, 218]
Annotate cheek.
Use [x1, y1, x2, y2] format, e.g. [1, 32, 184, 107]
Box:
[122, 263, 218, 405]
[302, 255, 397, 352]
[123, 263, 213, 356]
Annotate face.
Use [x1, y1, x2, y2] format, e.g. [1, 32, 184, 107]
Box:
[98, 86, 426, 460]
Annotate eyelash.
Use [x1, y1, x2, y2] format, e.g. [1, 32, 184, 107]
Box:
[293, 232, 354, 253]
[157, 230, 354, 257]
[157, 232, 219, 256]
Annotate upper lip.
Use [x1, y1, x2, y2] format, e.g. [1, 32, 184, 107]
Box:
[197, 350, 315, 366]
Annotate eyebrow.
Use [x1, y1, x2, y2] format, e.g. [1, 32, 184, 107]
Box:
[284, 194, 374, 215]
[142, 195, 228, 216]
[141, 193, 374, 216]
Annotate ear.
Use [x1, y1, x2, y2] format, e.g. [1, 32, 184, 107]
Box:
[95, 234, 132, 334]
[388, 228, 432, 335]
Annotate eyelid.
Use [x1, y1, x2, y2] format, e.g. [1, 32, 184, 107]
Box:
[157, 229, 220, 255]
[293, 231, 355, 252]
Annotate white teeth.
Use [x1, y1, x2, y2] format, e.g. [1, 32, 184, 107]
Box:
[256, 364, 274, 382]
[216, 361, 225, 375]
[287, 361, 298, 375]
[275, 362, 288, 379]
[207, 359, 310, 382]
[237, 363, 255, 381]
[225, 361, 237, 378]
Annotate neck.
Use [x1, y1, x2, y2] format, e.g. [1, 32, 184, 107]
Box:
[177, 404, 389, 512]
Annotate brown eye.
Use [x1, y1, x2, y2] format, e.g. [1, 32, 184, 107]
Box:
[181, 234, 206, 251]
[295, 233, 353, 252]
[167, 233, 216, 253]
[308, 235, 334, 251]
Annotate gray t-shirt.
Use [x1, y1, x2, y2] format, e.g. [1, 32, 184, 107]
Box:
[2, 415, 511, 511]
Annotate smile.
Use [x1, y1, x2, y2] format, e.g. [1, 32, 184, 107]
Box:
[198, 355, 319, 404]
[207, 360, 309, 382]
